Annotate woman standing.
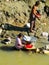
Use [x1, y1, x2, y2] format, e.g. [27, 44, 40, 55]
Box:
[30, 1, 41, 32]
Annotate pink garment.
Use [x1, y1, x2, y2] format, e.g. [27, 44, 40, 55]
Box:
[15, 37, 22, 49]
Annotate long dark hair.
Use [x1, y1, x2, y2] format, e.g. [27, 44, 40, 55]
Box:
[35, 1, 40, 6]
[18, 33, 23, 38]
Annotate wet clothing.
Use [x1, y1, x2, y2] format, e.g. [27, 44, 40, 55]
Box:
[30, 14, 36, 30]
[30, 11, 36, 22]
[30, 5, 41, 31]
[30, 6, 36, 31]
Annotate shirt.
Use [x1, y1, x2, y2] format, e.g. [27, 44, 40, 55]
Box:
[15, 37, 22, 49]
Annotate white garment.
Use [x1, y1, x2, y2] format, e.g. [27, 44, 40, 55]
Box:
[23, 35, 31, 42]
[15, 37, 22, 49]
[23, 35, 37, 43]
[0, 28, 2, 35]
[41, 32, 48, 37]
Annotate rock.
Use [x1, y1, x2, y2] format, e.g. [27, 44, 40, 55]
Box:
[1, 36, 11, 44]
[41, 0, 46, 3]
[26, 23, 30, 28]
[45, 45, 49, 50]
[28, 5, 31, 9]
[23, 12, 27, 16]
[43, 50, 49, 54]
[6, 0, 10, 1]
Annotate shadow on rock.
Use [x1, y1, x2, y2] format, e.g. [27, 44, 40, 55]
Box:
[2, 23, 30, 35]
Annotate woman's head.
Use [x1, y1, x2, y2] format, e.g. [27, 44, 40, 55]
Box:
[35, 1, 40, 6]
[18, 33, 23, 38]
